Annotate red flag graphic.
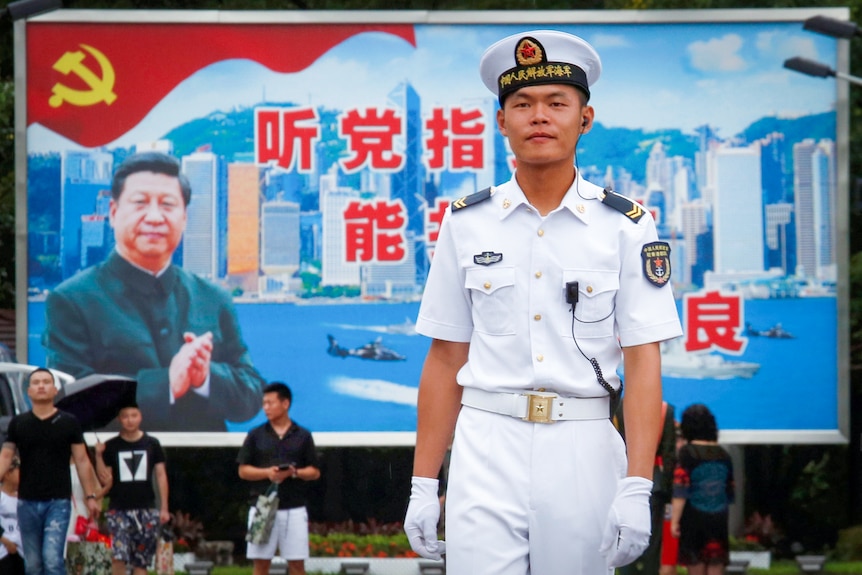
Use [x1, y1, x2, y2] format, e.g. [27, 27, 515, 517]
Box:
[27, 22, 416, 147]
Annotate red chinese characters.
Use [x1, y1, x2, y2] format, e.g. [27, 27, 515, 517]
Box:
[424, 107, 486, 171]
[683, 290, 746, 353]
[338, 108, 404, 173]
[343, 200, 407, 263]
[425, 198, 450, 245]
[255, 107, 320, 173]
[424, 198, 451, 259]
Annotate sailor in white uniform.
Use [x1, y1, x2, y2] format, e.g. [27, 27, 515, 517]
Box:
[404, 29, 683, 575]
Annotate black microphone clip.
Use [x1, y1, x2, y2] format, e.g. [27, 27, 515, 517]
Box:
[565, 281, 579, 306]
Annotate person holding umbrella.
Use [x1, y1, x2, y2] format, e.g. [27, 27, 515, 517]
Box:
[95, 402, 170, 575]
[0, 367, 101, 575]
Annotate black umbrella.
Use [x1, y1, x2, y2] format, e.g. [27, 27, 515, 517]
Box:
[54, 374, 137, 431]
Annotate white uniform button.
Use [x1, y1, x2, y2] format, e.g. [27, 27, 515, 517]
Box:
[536, 354, 544, 362]
[484, 282, 491, 290]
[535, 271, 542, 279]
[587, 285, 594, 294]
[537, 229, 544, 237]
[534, 314, 542, 321]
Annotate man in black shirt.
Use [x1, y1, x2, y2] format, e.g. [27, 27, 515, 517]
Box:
[238, 382, 320, 575]
[0, 368, 101, 575]
[95, 403, 169, 575]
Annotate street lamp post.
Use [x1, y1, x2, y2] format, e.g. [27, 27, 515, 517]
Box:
[783, 15, 862, 85]
[783, 56, 862, 87]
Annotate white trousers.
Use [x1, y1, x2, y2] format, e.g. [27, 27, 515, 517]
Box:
[445, 405, 627, 575]
[246, 507, 309, 561]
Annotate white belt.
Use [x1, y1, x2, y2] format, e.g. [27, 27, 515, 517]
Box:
[461, 387, 610, 423]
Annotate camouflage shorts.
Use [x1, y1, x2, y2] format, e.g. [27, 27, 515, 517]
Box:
[106, 508, 161, 568]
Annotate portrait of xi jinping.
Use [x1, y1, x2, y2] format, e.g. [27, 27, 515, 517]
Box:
[43, 151, 265, 432]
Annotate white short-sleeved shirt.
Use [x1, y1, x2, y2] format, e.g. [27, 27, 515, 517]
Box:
[416, 172, 683, 398]
[0, 491, 21, 560]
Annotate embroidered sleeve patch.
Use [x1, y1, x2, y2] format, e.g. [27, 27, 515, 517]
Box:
[641, 241, 671, 287]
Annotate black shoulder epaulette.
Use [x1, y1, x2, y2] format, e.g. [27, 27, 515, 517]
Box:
[601, 188, 645, 223]
[451, 187, 492, 213]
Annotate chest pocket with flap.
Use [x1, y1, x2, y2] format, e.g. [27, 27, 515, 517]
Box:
[465, 266, 516, 335]
[561, 269, 618, 338]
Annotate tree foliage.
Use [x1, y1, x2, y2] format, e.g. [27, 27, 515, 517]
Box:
[0, 77, 14, 309]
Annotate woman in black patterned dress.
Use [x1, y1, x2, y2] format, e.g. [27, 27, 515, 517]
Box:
[670, 404, 735, 575]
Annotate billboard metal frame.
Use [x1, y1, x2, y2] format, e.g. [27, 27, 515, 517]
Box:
[14, 7, 851, 446]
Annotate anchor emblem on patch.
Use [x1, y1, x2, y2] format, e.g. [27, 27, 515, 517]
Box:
[473, 251, 503, 266]
[641, 241, 671, 287]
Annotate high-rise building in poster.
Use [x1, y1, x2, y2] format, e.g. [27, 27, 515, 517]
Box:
[182, 151, 224, 279]
[681, 200, 709, 286]
[79, 189, 113, 269]
[765, 202, 794, 274]
[227, 163, 261, 289]
[712, 144, 764, 274]
[387, 82, 426, 288]
[793, 138, 835, 280]
[320, 171, 360, 287]
[261, 200, 301, 275]
[813, 140, 837, 281]
[60, 150, 112, 279]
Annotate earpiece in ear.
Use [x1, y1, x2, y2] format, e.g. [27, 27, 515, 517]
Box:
[582, 118, 588, 128]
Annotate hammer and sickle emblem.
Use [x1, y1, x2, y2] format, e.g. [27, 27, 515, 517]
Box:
[49, 44, 117, 108]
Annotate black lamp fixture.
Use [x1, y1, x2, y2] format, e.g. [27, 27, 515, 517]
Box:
[3, 0, 62, 21]
[803, 15, 861, 40]
[784, 56, 835, 79]
[783, 15, 862, 87]
[783, 56, 862, 87]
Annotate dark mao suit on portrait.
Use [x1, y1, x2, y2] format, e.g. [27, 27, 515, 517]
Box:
[43, 251, 265, 432]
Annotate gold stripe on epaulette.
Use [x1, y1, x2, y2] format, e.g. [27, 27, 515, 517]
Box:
[451, 187, 492, 213]
[600, 188, 645, 223]
[627, 204, 644, 220]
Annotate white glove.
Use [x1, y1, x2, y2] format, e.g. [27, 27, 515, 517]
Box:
[599, 476, 653, 568]
[404, 476, 446, 560]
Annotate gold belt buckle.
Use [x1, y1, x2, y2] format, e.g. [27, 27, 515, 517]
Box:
[523, 393, 556, 423]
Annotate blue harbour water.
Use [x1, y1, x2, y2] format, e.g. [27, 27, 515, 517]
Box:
[27, 296, 837, 434]
[664, 297, 837, 432]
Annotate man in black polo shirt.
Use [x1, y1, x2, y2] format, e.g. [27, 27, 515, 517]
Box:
[238, 382, 320, 575]
[0, 367, 101, 575]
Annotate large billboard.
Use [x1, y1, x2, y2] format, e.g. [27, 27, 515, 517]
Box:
[16, 9, 850, 445]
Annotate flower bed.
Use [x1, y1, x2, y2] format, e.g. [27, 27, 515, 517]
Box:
[309, 532, 418, 559]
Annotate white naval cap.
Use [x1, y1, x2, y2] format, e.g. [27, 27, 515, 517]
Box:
[479, 29, 602, 104]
